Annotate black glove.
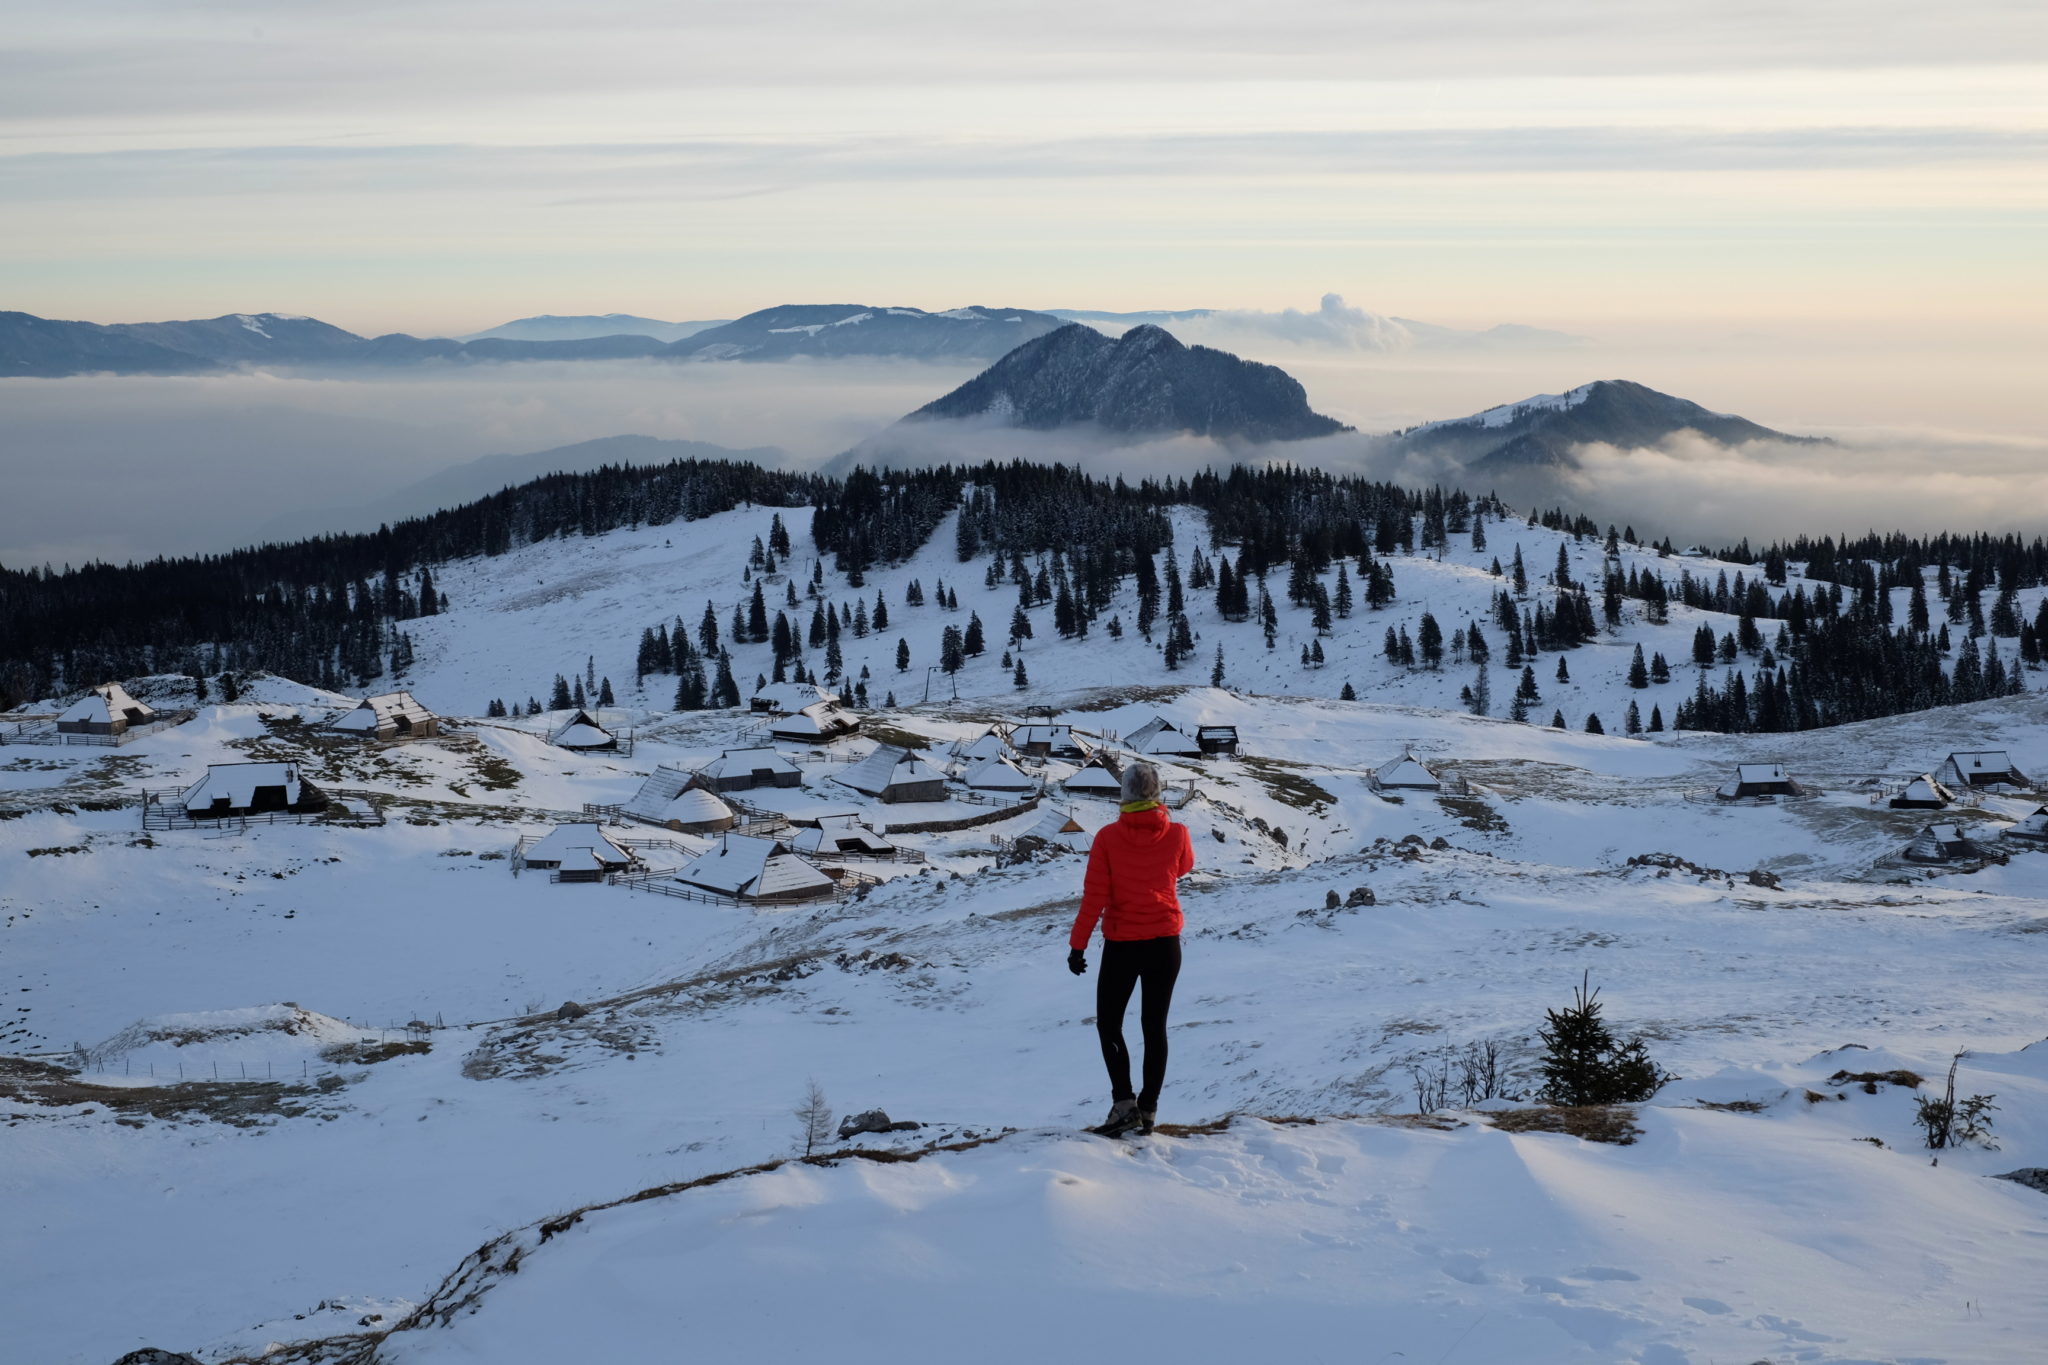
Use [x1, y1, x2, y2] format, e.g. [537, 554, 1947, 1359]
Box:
[1067, 949, 1087, 976]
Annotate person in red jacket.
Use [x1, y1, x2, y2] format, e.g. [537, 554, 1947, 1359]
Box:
[1068, 759, 1194, 1136]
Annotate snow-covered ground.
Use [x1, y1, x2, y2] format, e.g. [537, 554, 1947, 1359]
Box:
[6, 667, 2048, 1363]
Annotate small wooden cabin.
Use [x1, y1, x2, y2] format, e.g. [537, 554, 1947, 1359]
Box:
[1062, 751, 1125, 799]
[962, 755, 1037, 794]
[768, 701, 861, 744]
[1013, 806, 1088, 854]
[836, 744, 948, 804]
[550, 709, 619, 752]
[1903, 823, 1980, 865]
[1196, 724, 1240, 757]
[1123, 716, 1203, 760]
[178, 761, 328, 820]
[788, 814, 896, 859]
[1369, 750, 1441, 794]
[521, 823, 635, 882]
[1716, 763, 1805, 800]
[1935, 751, 2030, 791]
[1010, 723, 1089, 761]
[674, 834, 836, 904]
[57, 683, 155, 738]
[696, 747, 803, 793]
[328, 691, 440, 742]
[2001, 806, 2048, 846]
[1888, 774, 1955, 810]
[750, 682, 837, 716]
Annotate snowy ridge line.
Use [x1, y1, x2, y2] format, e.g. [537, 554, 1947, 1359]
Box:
[210, 1113, 1439, 1365]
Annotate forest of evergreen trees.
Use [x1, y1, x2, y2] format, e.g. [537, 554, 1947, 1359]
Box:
[3, 452, 2045, 736]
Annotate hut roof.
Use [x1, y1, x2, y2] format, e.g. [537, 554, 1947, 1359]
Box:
[675, 834, 833, 898]
[1373, 750, 1441, 789]
[1124, 716, 1202, 758]
[699, 747, 802, 781]
[524, 823, 633, 867]
[1906, 823, 1974, 862]
[963, 755, 1037, 791]
[1941, 751, 2028, 784]
[1011, 722, 1086, 753]
[658, 787, 734, 826]
[622, 764, 695, 822]
[1895, 774, 1955, 806]
[549, 709, 616, 748]
[768, 702, 860, 739]
[1063, 753, 1124, 792]
[789, 814, 894, 856]
[179, 761, 305, 812]
[951, 730, 1012, 763]
[2008, 806, 2048, 837]
[750, 681, 838, 714]
[837, 744, 947, 796]
[329, 690, 437, 732]
[1735, 763, 1789, 784]
[1196, 724, 1239, 741]
[59, 682, 154, 726]
[1021, 805, 1088, 843]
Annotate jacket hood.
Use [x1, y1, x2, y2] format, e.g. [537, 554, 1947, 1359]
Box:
[1118, 804, 1172, 840]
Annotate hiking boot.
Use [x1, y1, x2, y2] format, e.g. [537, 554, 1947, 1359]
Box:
[1096, 1098, 1142, 1136]
[1137, 1108, 1156, 1135]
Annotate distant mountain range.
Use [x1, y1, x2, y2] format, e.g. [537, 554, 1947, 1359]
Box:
[896, 323, 1349, 443]
[1049, 300, 1587, 352]
[1395, 379, 1822, 470]
[458, 314, 726, 344]
[0, 304, 1070, 377]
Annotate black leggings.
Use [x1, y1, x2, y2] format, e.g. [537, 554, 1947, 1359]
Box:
[1096, 935, 1182, 1108]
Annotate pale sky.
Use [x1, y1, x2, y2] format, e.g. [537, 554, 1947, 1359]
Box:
[3, 1, 2046, 337]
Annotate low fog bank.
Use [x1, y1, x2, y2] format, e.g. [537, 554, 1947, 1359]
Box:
[3, 334, 2043, 566]
[0, 359, 976, 567]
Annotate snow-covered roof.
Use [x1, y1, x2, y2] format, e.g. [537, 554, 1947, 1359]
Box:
[951, 730, 1012, 763]
[1373, 751, 1440, 789]
[622, 765, 695, 821]
[1943, 751, 2024, 780]
[769, 703, 860, 738]
[179, 761, 305, 813]
[700, 747, 802, 780]
[1063, 761, 1123, 792]
[837, 744, 947, 796]
[1196, 724, 1239, 740]
[658, 787, 733, 827]
[1895, 775, 1953, 805]
[329, 690, 437, 732]
[550, 709, 615, 748]
[1020, 806, 1087, 844]
[2008, 806, 2048, 836]
[58, 682, 153, 726]
[675, 834, 834, 899]
[789, 814, 894, 856]
[751, 682, 837, 714]
[1124, 716, 1202, 757]
[1011, 723, 1083, 750]
[524, 823, 632, 868]
[1735, 764, 1790, 784]
[963, 755, 1037, 791]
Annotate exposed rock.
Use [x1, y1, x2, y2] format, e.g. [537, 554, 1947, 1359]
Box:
[555, 1001, 589, 1021]
[838, 1108, 921, 1139]
[1993, 1168, 2048, 1195]
[1345, 886, 1376, 907]
[111, 1350, 202, 1365]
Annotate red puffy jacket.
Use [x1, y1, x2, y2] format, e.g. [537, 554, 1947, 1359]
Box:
[1069, 804, 1195, 950]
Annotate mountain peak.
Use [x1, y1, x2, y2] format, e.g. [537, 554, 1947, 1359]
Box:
[901, 324, 1347, 443]
[1399, 378, 1818, 470]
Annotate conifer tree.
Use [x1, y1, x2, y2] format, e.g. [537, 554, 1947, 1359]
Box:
[1340, 681, 1356, 701]
[895, 638, 910, 672]
[1536, 975, 1666, 1105]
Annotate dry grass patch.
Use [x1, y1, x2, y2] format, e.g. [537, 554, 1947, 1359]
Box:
[1488, 1105, 1643, 1145]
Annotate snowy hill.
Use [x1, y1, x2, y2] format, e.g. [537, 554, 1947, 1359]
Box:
[8, 473, 2048, 1363]
[1398, 379, 1819, 470]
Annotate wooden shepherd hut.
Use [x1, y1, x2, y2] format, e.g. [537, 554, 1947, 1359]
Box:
[696, 747, 804, 793]
[1715, 763, 1805, 800]
[520, 823, 635, 882]
[177, 761, 328, 820]
[57, 683, 155, 738]
[1888, 774, 1956, 810]
[836, 744, 949, 804]
[1369, 749, 1442, 794]
[1935, 751, 2031, 791]
[328, 691, 440, 742]
[2001, 806, 2048, 846]
[1196, 724, 1241, 757]
[620, 765, 736, 833]
[549, 709, 619, 752]
[1062, 750, 1125, 799]
[1123, 716, 1203, 760]
[673, 833, 836, 904]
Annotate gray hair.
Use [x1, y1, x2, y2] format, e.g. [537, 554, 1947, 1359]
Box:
[1120, 760, 1163, 804]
